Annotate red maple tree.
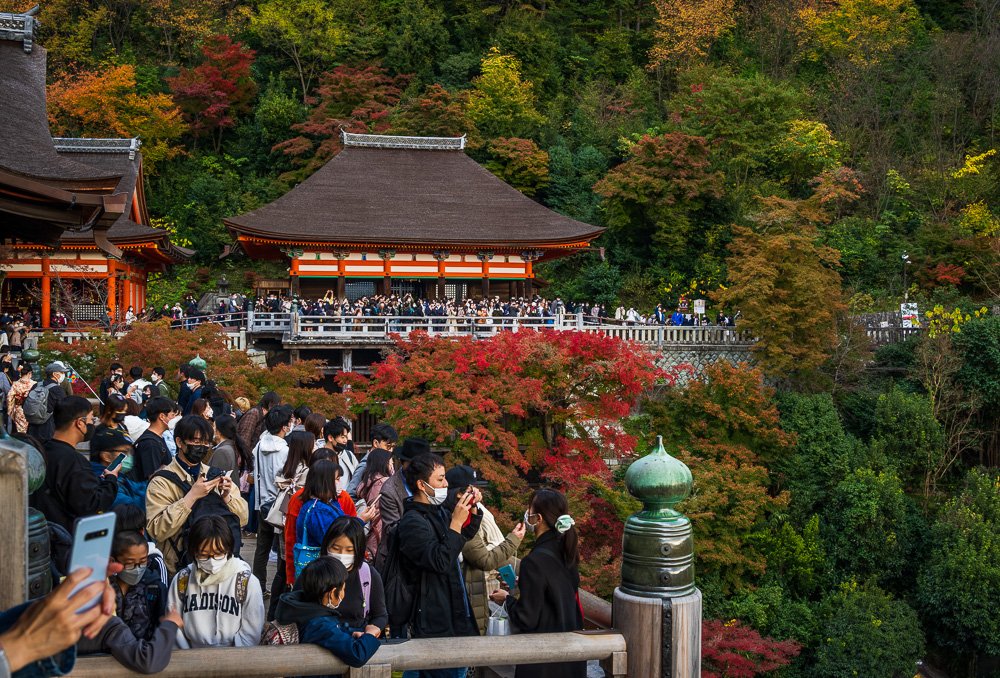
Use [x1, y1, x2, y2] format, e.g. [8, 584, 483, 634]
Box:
[702, 619, 801, 678]
[168, 35, 257, 152]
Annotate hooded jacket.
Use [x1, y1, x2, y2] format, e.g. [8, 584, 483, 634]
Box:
[396, 497, 482, 639]
[77, 616, 177, 674]
[252, 431, 289, 510]
[167, 556, 264, 648]
[275, 590, 380, 669]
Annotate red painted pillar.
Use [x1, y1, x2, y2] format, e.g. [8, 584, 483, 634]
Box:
[107, 259, 117, 322]
[40, 256, 51, 329]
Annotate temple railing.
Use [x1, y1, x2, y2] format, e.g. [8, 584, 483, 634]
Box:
[69, 631, 627, 678]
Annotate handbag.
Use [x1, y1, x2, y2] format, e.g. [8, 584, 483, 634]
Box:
[265, 486, 294, 529]
[293, 500, 321, 579]
[486, 603, 510, 636]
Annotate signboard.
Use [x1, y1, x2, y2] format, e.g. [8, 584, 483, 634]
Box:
[693, 299, 706, 315]
[900, 303, 919, 328]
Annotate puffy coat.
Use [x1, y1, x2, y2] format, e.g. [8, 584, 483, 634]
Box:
[460, 509, 521, 634]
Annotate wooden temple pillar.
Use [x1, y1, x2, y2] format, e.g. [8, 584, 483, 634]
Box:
[433, 250, 449, 300]
[106, 259, 117, 322]
[40, 255, 51, 328]
[121, 263, 132, 312]
[378, 249, 395, 296]
[522, 250, 541, 299]
[477, 250, 494, 300]
[334, 251, 348, 299]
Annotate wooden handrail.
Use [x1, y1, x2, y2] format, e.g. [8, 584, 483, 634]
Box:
[580, 588, 613, 629]
[69, 631, 627, 678]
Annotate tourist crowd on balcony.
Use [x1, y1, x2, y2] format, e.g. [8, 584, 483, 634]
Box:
[0, 358, 588, 678]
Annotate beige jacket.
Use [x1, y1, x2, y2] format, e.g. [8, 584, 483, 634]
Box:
[145, 457, 249, 577]
[461, 507, 522, 634]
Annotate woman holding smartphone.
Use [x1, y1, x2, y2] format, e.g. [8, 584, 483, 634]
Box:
[490, 488, 584, 678]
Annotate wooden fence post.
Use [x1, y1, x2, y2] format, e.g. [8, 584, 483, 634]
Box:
[613, 435, 701, 678]
[0, 433, 32, 609]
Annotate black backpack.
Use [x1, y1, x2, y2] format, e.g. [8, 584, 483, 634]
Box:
[152, 469, 243, 567]
[377, 520, 418, 628]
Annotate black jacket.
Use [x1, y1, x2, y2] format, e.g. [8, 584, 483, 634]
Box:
[507, 530, 585, 678]
[397, 498, 482, 638]
[291, 562, 388, 631]
[132, 429, 171, 482]
[31, 438, 118, 532]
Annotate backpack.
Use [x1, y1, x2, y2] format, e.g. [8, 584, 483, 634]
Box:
[23, 382, 59, 425]
[377, 521, 418, 628]
[260, 620, 299, 645]
[152, 469, 243, 568]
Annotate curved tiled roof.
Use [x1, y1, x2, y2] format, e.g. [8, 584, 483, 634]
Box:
[226, 134, 603, 247]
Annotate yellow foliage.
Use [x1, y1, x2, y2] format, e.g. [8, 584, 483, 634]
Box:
[649, 0, 736, 68]
[797, 0, 923, 67]
[951, 149, 997, 179]
[957, 201, 1000, 237]
[924, 305, 988, 338]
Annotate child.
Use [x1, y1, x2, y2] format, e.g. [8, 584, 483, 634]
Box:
[167, 515, 265, 648]
[113, 503, 168, 586]
[76, 609, 181, 674]
[110, 530, 168, 641]
[275, 557, 381, 669]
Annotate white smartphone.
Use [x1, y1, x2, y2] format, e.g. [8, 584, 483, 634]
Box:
[68, 513, 116, 613]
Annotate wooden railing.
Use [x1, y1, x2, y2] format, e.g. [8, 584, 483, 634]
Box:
[69, 631, 627, 678]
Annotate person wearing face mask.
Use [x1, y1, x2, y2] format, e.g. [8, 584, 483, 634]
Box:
[31, 396, 119, 532]
[293, 460, 346, 579]
[181, 369, 206, 416]
[97, 394, 132, 438]
[323, 418, 356, 486]
[108, 530, 169, 641]
[168, 515, 264, 648]
[132, 396, 179, 482]
[316, 516, 388, 632]
[489, 489, 584, 678]
[88, 427, 148, 511]
[146, 416, 249, 578]
[150, 367, 171, 399]
[274, 557, 380, 671]
[25, 361, 68, 443]
[396, 453, 481, 676]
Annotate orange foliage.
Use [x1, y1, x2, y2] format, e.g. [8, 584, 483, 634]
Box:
[650, 0, 737, 69]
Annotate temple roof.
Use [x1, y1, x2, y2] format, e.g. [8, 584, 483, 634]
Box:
[52, 138, 193, 262]
[225, 132, 603, 249]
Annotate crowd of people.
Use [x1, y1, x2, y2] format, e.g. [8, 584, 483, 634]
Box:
[0, 357, 587, 678]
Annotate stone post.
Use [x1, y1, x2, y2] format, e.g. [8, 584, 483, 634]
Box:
[613, 435, 701, 678]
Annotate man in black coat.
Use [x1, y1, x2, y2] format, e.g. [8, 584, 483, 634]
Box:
[396, 453, 482, 671]
[374, 437, 430, 571]
[31, 395, 119, 532]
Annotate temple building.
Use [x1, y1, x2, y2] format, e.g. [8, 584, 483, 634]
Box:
[0, 7, 190, 327]
[225, 132, 603, 301]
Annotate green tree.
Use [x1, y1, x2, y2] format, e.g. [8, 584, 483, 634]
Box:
[810, 581, 924, 678]
[485, 138, 549, 197]
[917, 468, 1000, 670]
[249, 0, 345, 102]
[382, 0, 448, 82]
[389, 84, 475, 140]
[466, 48, 545, 140]
[870, 386, 945, 498]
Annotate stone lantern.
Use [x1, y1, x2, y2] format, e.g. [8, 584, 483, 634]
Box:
[613, 435, 701, 678]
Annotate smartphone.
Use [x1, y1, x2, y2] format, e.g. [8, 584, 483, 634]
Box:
[205, 467, 225, 482]
[106, 453, 127, 472]
[68, 513, 116, 613]
[498, 564, 517, 590]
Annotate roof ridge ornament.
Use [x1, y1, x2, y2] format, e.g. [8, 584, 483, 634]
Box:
[0, 5, 39, 53]
[341, 130, 466, 151]
[51, 137, 143, 160]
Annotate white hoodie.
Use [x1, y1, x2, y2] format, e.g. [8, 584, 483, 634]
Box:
[168, 556, 264, 648]
[252, 430, 289, 510]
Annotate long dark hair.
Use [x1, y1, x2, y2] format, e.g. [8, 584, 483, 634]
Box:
[531, 488, 579, 567]
[302, 459, 340, 502]
[357, 448, 393, 497]
[282, 430, 316, 478]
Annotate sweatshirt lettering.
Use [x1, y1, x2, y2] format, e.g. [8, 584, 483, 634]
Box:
[181, 592, 242, 616]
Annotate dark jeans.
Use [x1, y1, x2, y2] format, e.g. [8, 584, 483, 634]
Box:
[252, 509, 287, 620]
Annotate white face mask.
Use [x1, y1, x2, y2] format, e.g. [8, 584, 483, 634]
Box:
[325, 593, 341, 610]
[422, 482, 448, 506]
[328, 552, 355, 570]
[524, 510, 538, 534]
[205, 407, 214, 419]
[167, 415, 181, 431]
[335, 479, 345, 494]
[196, 555, 229, 575]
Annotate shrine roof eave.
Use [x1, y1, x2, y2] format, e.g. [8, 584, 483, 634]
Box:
[227, 228, 603, 252]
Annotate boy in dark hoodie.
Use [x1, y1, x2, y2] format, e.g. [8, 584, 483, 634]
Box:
[275, 556, 381, 669]
[76, 608, 181, 674]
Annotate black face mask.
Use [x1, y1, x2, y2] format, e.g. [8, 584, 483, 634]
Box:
[113, 414, 126, 424]
[82, 422, 95, 443]
[184, 444, 211, 464]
